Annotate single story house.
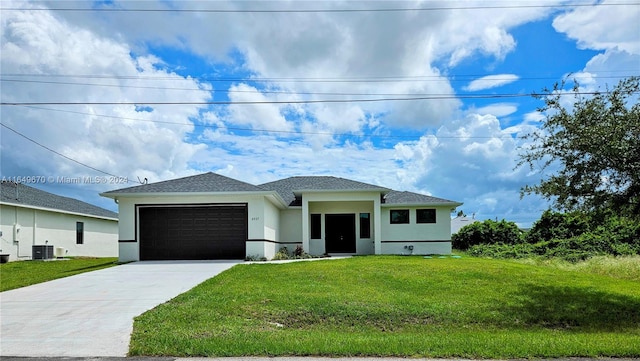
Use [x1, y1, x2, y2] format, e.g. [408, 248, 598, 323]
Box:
[0, 181, 119, 262]
[100, 172, 462, 262]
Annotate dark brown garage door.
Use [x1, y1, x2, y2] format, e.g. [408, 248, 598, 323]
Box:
[138, 204, 247, 260]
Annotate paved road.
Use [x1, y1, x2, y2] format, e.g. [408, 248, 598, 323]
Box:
[0, 261, 241, 357]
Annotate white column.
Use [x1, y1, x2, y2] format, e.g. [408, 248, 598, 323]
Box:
[302, 197, 310, 253]
[374, 196, 382, 254]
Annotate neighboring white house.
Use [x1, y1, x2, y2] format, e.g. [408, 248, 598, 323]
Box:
[0, 181, 118, 262]
[451, 214, 480, 235]
[101, 172, 462, 262]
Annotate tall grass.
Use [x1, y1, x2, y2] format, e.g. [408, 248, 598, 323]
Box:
[515, 255, 640, 282]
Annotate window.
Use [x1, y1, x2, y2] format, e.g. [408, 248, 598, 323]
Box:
[390, 210, 409, 224]
[417, 209, 437, 223]
[359, 213, 371, 238]
[76, 222, 84, 244]
[311, 214, 321, 239]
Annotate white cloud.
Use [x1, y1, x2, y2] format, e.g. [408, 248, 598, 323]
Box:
[191, 133, 402, 192]
[42, 0, 558, 135]
[524, 111, 545, 123]
[474, 103, 518, 117]
[552, 1, 640, 97]
[449, 26, 516, 66]
[391, 112, 549, 225]
[1, 1, 564, 225]
[582, 50, 640, 90]
[1, 3, 211, 188]
[226, 83, 293, 132]
[464, 74, 519, 91]
[553, 1, 640, 55]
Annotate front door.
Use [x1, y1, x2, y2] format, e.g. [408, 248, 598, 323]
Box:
[325, 214, 356, 253]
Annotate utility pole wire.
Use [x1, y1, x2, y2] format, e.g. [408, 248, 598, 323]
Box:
[17, 105, 520, 140]
[1, 2, 637, 13]
[2, 90, 636, 106]
[0, 122, 136, 183]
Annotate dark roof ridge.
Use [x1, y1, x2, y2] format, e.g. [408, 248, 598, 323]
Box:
[0, 181, 118, 219]
[102, 171, 263, 195]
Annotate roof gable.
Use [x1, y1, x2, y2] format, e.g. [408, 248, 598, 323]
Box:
[102, 172, 263, 195]
[259, 176, 389, 206]
[0, 181, 118, 219]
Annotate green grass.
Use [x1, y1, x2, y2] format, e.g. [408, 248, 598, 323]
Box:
[130, 256, 640, 358]
[0, 257, 118, 291]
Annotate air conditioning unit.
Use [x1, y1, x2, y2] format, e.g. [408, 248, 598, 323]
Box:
[32, 245, 54, 260]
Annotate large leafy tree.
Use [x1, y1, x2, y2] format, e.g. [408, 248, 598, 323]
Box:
[519, 76, 640, 217]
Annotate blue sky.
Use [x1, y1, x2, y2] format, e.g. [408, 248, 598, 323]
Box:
[1, 0, 639, 227]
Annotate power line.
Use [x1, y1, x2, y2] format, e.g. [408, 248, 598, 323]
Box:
[2, 71, 636, 83]
[0, 78, 210, 92]
[16, 105, 523, 140]
[0, 74, 514, 83]
[0, 94, 523, 106]
[1, 74, 635, 95]
[1, 2, 637, 13]
[0, 122, 136, 183]
[2, 90, 634, 106]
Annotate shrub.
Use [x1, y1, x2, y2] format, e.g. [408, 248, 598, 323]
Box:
[469, 212, 640, 262]
[452, 219, 523, 250]
[293, 245, 312, 259]
[600, 214, 640, 251]
[468, 243, 535, 259]
[525, 210, 591, 244]
[272, 247, 290, 260]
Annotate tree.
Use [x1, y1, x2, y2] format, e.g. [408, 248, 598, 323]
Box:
[452, 219, 523, 250]
[518, 77, 640, 217]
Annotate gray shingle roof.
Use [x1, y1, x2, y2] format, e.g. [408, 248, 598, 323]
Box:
[101, 172, 461, 208]
[0, 181, 118, 219]
[259, 176, 390, 206]
[383, 190, 460, 206]
[101, 172, 263, 195]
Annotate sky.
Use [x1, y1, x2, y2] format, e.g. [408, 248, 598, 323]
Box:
[1, 0, 639, 227]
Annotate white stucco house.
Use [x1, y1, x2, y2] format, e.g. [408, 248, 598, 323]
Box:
[451, 214, 480, 234]
[101, 172, 462, 262]
[0, 181, 118, 262]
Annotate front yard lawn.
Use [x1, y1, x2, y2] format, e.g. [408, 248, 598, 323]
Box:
[130, 256, 640, 358]
[0, 257, 118, 291]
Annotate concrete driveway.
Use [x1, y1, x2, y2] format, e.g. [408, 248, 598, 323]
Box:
[0, 260, 241, 357]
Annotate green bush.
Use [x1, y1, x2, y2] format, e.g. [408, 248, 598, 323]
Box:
[272, 247, 290, 260]
[468, 211, 640, 262]
[245, 254, 268, 262]
[468, 243, 535, 259]
[452, 219, 523, 250]
[599, 214, 640, 250]
[525, 210, 590, 244]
